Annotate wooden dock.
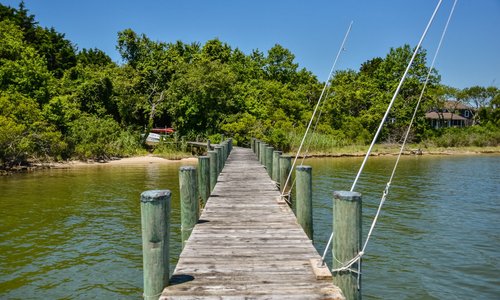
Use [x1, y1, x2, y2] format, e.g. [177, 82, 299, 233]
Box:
[160, 147, 343, 299]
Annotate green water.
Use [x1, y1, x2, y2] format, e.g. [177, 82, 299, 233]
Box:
[0, 155, 499, 299]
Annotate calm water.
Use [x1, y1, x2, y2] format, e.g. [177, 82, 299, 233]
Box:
[0, 155, 499, 299]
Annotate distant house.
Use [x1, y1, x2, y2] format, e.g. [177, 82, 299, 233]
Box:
[425, 101, 475, 129]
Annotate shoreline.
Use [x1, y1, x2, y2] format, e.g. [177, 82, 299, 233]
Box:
[2, 147, 499, 175]
[292, 147, 500, 158]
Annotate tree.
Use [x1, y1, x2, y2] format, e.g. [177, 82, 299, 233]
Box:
[0, 2, 76, 78]
[264, 44, 298, 83]
[165, 58, 238, 136]
[77, 48, 113, 66]
[460, 86, 500, 125]
[0, 19, 53, 104]
[324, 45, 440, 143]
[459, 86, 494, 109]
[117, 29, 175, 139]
[68, 114, 122, 160]
[201, 39, 232, 63]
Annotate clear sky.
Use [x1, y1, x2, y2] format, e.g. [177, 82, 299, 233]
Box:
[2, 0, 499, 89]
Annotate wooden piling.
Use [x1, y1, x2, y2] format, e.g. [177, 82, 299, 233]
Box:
[221, 142, 227, 166]
[251, 138, 255, 153]
[333, 190, 362, 300]
[208, 150, 218, 192]
[214, 146, 223, 176]
[260, 142, 267, 166]
[265, 146, 274, 177]
[179, 166, 199, 248]
[224, 141, 229, 160]
[272, 150, 282, 182]
[197, 156, 210, 207]
[296, 165, 313, 240]
[255, 140, 261, 161]
[207, 139, 211, 151]
[228, 138, 233, 153]
[140, 190, 171, 300]
[279, 155, 292, 196]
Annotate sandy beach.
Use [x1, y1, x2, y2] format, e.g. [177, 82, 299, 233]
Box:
[50, 155, 197, 169]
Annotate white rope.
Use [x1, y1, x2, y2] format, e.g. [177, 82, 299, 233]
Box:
[280, 21, 353, 199]
[349, 0, 443, 193]
[322, 0, 445, 266]
[359, 0, 457, 259]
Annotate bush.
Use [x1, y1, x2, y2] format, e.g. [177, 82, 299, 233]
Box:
[430, 125, 500, 147]
[68, 114, 122, 160]
[0, 116, 29, 166]
[112, 130, 144, 156]
[267, 127, 291, 152]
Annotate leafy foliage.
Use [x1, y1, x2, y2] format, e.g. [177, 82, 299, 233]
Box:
[0, 2, 498, 169]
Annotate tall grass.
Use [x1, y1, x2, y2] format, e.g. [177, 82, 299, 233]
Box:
[425, 126, 500, 147]
[286, 131, 364, 155]
[152, 139, 193, 160]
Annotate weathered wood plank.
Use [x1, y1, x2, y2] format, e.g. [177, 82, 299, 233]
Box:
[160, 147, 343, 300]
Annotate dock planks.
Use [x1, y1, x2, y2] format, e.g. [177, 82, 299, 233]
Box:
[160, 147, 343, 299]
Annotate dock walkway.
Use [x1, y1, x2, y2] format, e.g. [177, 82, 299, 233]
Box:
[160, 147, 343, 299]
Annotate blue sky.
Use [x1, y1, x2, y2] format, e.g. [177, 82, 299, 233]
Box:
[3, 0, 499, 89]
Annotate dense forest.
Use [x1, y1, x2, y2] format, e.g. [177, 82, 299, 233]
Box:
[1, 3, 499, 168]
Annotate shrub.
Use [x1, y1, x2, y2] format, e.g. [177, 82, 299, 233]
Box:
[68, 114, 122, 160]
[430, 126, 500, 147]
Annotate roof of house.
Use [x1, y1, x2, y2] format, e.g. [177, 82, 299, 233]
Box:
[425, 112, 469, 120]
[444, 101, 473, 110]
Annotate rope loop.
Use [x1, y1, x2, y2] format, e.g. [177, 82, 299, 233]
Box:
[279, 192, 292, 205]
[331, 251, 364, 274]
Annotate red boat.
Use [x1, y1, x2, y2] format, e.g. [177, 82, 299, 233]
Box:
[150, 127, 175, 134]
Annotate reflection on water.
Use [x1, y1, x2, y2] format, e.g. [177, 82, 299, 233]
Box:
[0, 162, 195, 299]
[307, 155, 500, 299]
[0, 155, 498, 299]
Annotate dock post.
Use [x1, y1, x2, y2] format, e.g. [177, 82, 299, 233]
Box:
[222, 141, 227, 164]
[179, 166, 199, 248]
[140, 190, 170, 300]
[279, 155, 292, 198]
[228, 138, 233, 153]
[198, 156, 210, 207]
[255, 140, 263, 162]
[258, 142, 263, 164]
[265, 146, 274, 177]
[272, 150, 282, 182]
[251, 138, 255, 152]
[207, 139, 211, 151]
[260, 143, 267, 166]
[332, 191, 362, 300]
[221, 142, 227, 166]
[296, 165, 313, 240]
[214, 146, 223, 176]
[224, 140, 229, 160]
[208, 150, 218, 192]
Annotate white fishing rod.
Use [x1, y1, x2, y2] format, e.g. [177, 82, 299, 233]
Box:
[321, 0, 444, 265]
